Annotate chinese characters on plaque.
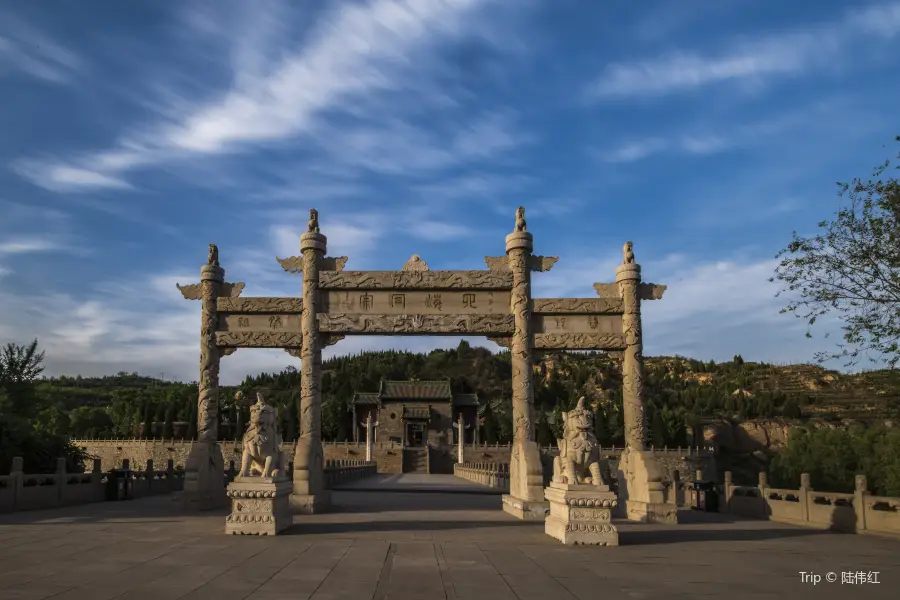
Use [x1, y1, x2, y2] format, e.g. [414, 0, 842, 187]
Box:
[319, 291, 507, 315]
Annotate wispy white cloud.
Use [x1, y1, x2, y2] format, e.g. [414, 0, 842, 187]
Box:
[408, 220, 474, 241]
[596, 97, 847, 164]
[589, 1, 900, 99]
[0, 206, 85, 273]
[0, 237, 68, 255]
[307, 110, 532, 177]
[15, 0, 525, 193]
[0, 13, 84, 84]
[599, 138, 668, 163]
[599, 135, 728, 163]
[413, 173, 535, 204]
[11, 161, 132, 193]
[679, 135, 729, 155]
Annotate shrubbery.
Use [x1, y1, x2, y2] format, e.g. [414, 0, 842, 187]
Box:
[769, 424, 900, 496]
[0, 340, 86, 473]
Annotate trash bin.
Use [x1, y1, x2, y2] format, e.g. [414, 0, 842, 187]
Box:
[692, 481, 718, 512]
[105, 468, 135, 501]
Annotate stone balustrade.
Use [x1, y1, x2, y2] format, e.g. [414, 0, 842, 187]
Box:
[453, 462, 510, 492]
[722, 471, 900, 538]
[323, 460, 377, 489]
[0, 457, 186, 513]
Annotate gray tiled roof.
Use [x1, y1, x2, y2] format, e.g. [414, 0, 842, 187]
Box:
[381, 380, 452, 399]
[353, 381, 478, 407]
[351, 392, 381, 405]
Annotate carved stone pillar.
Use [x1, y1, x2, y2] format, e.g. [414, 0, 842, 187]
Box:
[615, 247, 646, 450]
[291, 226, 330, 514]
[198, 263, 222, 444]
[501, 207, 548, 520]
[614, 242, 677, 524]
[175, 244, 239, 512]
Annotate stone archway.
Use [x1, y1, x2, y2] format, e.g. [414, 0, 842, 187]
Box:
[177, 207, 672, 522]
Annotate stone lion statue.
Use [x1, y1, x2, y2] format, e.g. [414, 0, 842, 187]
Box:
[553, 397, 607, 486]
[240, 392, 285, 478]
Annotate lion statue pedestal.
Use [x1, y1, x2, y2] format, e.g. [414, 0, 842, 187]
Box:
[225, 392, 292, 535]
[545, 482, 619, 546]
[544, 397, 619, 545]
[225, 476, 292, 536]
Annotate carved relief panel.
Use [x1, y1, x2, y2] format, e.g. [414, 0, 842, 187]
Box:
[217, 297, 303, 313]
[318, 270, 513, 290]
[532, 333, 627, 351]
[216, 332, 304, 347]
[532, 298, 624, 314]
[317, 314, 515, 335]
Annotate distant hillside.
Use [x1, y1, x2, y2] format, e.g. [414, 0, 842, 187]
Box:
[32, 342, 899, 447]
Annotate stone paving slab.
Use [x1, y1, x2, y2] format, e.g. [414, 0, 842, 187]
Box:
[0, 488, 898, 600]
[333, 474, 502, 494]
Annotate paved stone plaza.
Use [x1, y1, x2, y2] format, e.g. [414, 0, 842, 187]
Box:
[0, 476, 898, 600]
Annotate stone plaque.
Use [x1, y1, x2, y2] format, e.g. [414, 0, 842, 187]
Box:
[319, 270, 513, 290]
[320, 290, 510, 315]
[218, 313, 302, 332]
[532, 314, 622, 335]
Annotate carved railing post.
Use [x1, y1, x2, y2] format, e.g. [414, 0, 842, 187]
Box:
[176, 244, 244, 511]
[292, 209, 330, 514]
[854, 474, 868, 532]
[502, 207, 547, 519]
[616, 242, 646, 451]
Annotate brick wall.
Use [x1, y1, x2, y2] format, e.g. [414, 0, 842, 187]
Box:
[374, 401, 454, 446]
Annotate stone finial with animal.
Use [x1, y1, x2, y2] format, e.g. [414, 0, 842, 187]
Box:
[622, 241, 634, 265]
[552, 397, 607, 486]
[514, 206, 527, 232]
[240, 392, 285, 478]
[207, 243, 219, 267]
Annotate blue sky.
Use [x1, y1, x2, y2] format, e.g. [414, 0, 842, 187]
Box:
[1, 0, 899, 384]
